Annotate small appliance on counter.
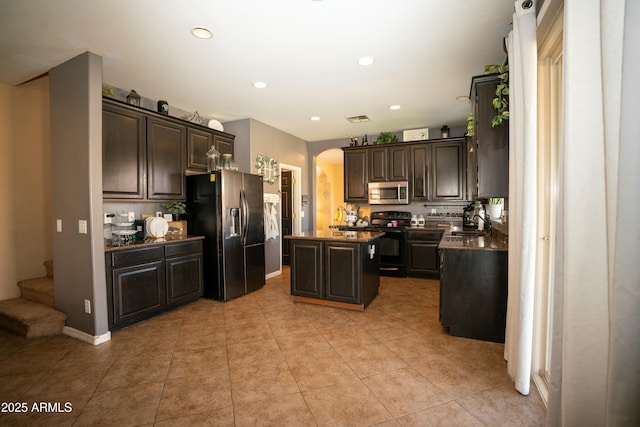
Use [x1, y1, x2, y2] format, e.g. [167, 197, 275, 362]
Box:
[463, 201, 487, 230]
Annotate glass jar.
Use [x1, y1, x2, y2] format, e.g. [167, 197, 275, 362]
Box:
[206, 146, 220, 172]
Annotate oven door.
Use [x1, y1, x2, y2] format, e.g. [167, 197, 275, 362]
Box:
[371, 228, 407, 277]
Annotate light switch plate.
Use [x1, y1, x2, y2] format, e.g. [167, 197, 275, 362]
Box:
[56, 219, 62, 232]
[78, 220, 88, 234]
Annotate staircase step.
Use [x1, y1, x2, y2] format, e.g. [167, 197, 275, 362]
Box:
[0, 298, 66, 338]
[18, 277, 55, 307]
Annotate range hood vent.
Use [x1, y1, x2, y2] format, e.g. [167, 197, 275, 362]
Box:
[346, 115, 371, 123]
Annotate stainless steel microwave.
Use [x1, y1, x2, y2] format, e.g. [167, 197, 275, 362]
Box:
[368, 181, 409, 205]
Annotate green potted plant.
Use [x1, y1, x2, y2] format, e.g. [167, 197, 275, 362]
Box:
[487, 198, 504, 221]
[484, 61, 509, 128]
[374, 132, 399, 144]
[164, 202, 186, 221]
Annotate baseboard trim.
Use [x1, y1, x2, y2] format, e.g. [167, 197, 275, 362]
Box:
[63, 326, 111, 346]
[265, 270, 282, 280]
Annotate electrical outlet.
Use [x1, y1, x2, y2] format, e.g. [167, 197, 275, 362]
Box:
[84, 299, 91, 314]
[56, 219, 62, 232]
[431, 208, 437, 214]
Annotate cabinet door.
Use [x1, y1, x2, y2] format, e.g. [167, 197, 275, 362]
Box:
[187, 127, 213, 172]
[368, 147, 388, 182]
[388, 145, 410, 181]
[410, 144, 430, 200]
[111, 260, 165, 328]
[166, 253, 203, 307]
[431, 140, 464, 200]
[147, 117, 186, 200]
[290, 240, 323, 298]
[102, 102, 146, 199]
[344, 149, 368, 202]
[473, 75, 509, 197]
[325, 243, 360, 304]
[407, 241, 440, 277]
[214, 133, 235, 156]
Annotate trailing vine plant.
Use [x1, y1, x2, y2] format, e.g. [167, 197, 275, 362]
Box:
[484, 61, 509, 127]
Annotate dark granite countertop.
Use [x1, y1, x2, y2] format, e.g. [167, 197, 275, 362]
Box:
[285, 230, 384, 243]
[438, 228, 508, 251]
[105, 235, 205, 252]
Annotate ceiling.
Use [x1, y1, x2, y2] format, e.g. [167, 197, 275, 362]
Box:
[0, 0, 513, 142]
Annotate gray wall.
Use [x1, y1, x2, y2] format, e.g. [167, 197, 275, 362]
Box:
[224, 118, 309, 276]
[50, 52, 108, 336]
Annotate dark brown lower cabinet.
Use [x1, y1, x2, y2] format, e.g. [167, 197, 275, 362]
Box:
[289, 237, 380, 309]
[439, 247, 508, 343]
[406, 229, 444, 278]
[106, 239, 203, 330]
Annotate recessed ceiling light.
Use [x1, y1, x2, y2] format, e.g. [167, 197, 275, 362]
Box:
[389, 105, 401, 110]
[252, 81, 268, 89]
[191, 27, 213, 39]
[310, 116, 320, 121]
[358, 56, 375, 66]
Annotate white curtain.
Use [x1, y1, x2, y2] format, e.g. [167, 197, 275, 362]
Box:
[547, 0, 640, 425]
[504, 0, 537, 396]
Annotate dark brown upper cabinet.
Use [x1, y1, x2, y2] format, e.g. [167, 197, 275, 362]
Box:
[430, 140, 465, 201]
[146, 117, 186, 200]
[343, 148, 368, 202]
[102, 103, 146, 199]
[368, 145, 410, 183]
[471, 74, 509, 198]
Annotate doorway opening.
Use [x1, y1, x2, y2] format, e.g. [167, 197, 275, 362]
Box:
[315, 148, 344, 231]
[279, 163, 301, 268]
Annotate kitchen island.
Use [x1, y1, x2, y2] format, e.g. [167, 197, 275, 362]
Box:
[438, 228, 508, 342]
[285, 230, 383, 311]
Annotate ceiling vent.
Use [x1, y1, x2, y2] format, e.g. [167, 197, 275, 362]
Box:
[346, 115, 371, 123]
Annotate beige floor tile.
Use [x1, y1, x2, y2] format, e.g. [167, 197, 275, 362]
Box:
[286, 349, 358, 391]
[302, 378, 393, 427]
[456, 383, 547, 427]
[384, 333, 447, 366]
[229, 360, 300, 405]
[0, 371, 43, 401]
[267, 316, 316, 337]
[234, 392, 316, 427]
[336, 343, 408, 378]
[224, 319, 273, 344]
[74, 381, 164, 426]
[414, 353, 510, 400]
[119, 333, 177, 356]
[23, 361, 111, 400]
[320, 325, 379, 350]
[57, 338, 129, 365]
[167, 345, 228, 379]
[154, 405, 234, 426]
[0, 348, 69, 376]
[175, 325, 226, 351]
[362, 367, 448, 417]
[395, 401, 483, 426]
[98, 352, 172, 390]
[226, 337, 284, 368]
[275, 330, 333, 356]
[155, 372, 232, 421]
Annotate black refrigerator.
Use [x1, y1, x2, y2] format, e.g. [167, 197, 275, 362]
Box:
[187, 171, 265, 301]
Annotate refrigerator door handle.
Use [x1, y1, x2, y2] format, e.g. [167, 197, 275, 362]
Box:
[240, 190, 249, 244]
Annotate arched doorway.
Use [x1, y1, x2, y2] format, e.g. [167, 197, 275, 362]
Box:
[315, 148, 344, 231]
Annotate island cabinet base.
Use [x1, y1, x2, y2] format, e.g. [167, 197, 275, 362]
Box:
[288, 236, 380, 310]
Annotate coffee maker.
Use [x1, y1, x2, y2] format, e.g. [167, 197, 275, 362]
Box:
[463, 201, 486, 230]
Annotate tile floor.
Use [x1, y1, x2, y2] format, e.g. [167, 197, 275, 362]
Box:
[0, 268, 546, 426]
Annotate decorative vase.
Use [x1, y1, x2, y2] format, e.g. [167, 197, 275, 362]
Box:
[487, 204, 503, 221]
